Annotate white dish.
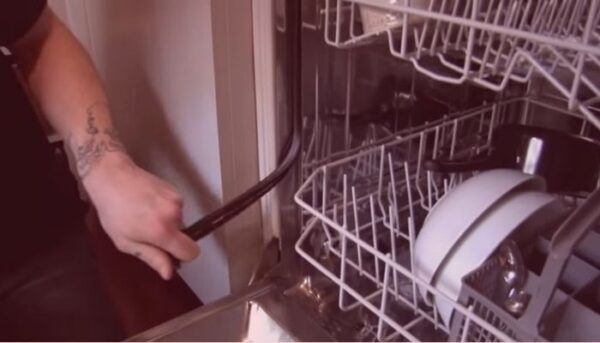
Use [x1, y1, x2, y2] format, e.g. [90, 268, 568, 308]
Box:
[433, 190, 565, 326]
[414, 169, 544, 305]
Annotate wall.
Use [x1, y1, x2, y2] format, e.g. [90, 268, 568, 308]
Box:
[49, 0, 234, 302]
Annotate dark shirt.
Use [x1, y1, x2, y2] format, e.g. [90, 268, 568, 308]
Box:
[1, 1, 84, 271]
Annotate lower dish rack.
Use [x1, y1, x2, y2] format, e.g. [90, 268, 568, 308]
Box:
[294, 96, 599, 341]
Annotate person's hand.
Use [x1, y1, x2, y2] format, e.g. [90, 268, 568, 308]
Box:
[82, 152, 200, 280]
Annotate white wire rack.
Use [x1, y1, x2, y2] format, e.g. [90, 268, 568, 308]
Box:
[294, 97, 597, 341]
[321, 0, 600, 128]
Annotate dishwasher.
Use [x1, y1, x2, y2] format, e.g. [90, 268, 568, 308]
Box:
[132, 0, 600, 341]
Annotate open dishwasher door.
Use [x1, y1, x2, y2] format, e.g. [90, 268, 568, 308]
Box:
[128, 276, 331, 341]
[128, 241, 347, 342]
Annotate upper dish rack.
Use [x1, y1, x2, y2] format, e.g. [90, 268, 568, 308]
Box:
[320, 0, 600, 128]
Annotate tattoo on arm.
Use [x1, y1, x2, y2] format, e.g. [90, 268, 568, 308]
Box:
[71, 101, 126, 178]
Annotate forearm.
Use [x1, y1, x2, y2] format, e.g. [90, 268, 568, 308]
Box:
[9, 6, 198, 279]
[11, 8, 126, 178]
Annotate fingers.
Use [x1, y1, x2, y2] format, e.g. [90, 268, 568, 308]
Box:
[146, 227, 200, 262]
[88, 158, 200, 280]
[139, 196, 199, 261]
[118, 241, 175, 280]
[164, 231, 200, 261]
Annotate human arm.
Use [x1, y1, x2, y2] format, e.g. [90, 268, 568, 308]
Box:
[9, 6, 199, 280]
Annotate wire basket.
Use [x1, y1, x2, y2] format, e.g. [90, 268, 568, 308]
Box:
[294, 97, 596, 341]
[448, 257, 528, 342]
[320, 0, 600, 129]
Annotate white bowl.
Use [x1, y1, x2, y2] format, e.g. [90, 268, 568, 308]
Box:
[414, 169, 544, 305]
[433, 190, 567, 326]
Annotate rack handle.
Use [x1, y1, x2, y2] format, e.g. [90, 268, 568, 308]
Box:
[424, 153, 500, 173]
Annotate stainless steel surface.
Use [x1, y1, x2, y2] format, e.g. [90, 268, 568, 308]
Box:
[498, 240, 529, 316]
[504, 289, 530, 317]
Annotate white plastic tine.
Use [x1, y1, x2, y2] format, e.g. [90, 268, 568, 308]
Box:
[400, 0, 409, 56]
[453, 0, 472, 48]
[548, 47, 600, 96]
[404, 162, 416, 223]
[376, 257, 391, 341]
[443, 0, 460, 52]
[324, 0, 333, 45]
[432, 123, 440, 159]
[408, 216, 418, 312]
[427, 170, 433, 209]
[387, 205, 399, 300]
[460, 307, 475, 342]
[491, 1, 518, 73]
[478, 0, 503, 77]
[548, 0, 570, 36]
[450, 118, 458, 158]
[569, 0, 598, 110]
[387, 183, 394, 223]
[565, 0, 583, 36]
[314, 67, 320, 161]
[429, 0, 447, 51]
[322, 166, 328, 215]
[415, 2, 433, 58]
[333, 202, 339, 233]
[415, 133, 428, 210]
[489, 103, 497, 144]
[387, 153, 401, 235]
[542, 0, 558, 33]
[344, 51, 353, 150]
[478, 0, 497, 44]
[335, 0, 342, 44]
[413, 28, 421, 58]
[377, 146, 388, 220]
[338, 229, 348, 309]
[523, 0, 550, 52]
[349, 1, 356, 39]
[343, 174, 348, 229]
[304, 123, 317, 164]
[477, 108, 485, 135]
[351, 187, 363, 275]
[369, 195, 381, 283]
